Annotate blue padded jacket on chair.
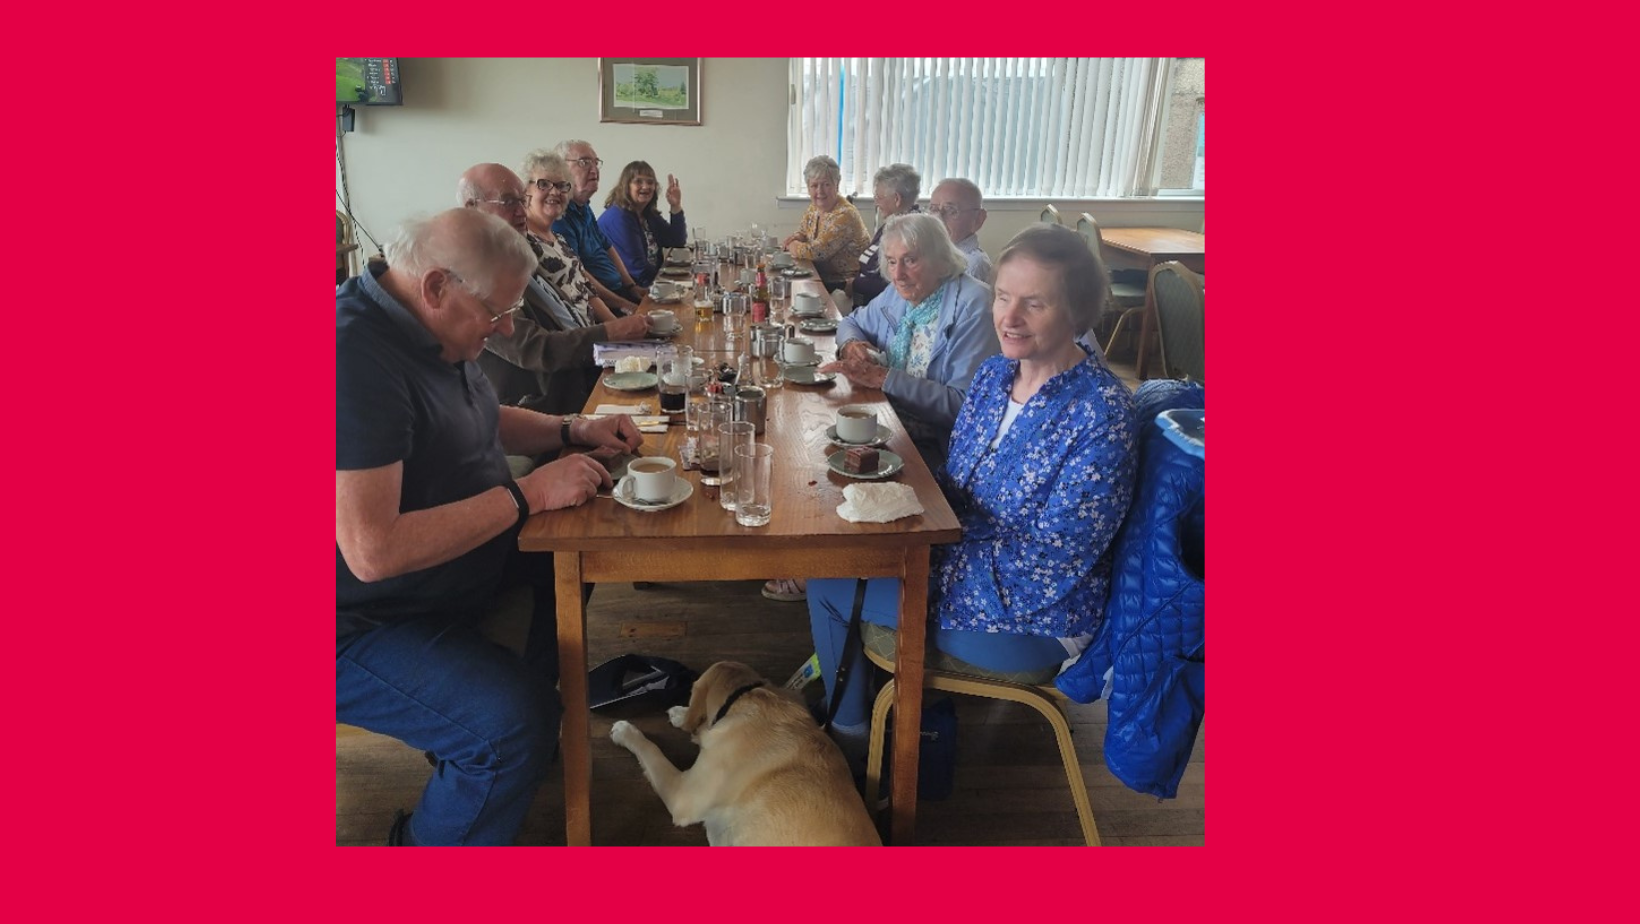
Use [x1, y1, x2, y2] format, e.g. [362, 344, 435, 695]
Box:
[1057, 380, 1204, 799]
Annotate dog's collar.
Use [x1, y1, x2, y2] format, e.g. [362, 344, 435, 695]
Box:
[713, 681, 765, 726]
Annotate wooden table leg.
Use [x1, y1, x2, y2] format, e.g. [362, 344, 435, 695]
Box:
[890, 550, 930, 845]
[554, 552, 591, 846]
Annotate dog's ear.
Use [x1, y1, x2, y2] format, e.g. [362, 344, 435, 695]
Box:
[678, 664, 718, 734]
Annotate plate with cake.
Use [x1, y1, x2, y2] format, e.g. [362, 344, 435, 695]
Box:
[827, 448, 903, 480]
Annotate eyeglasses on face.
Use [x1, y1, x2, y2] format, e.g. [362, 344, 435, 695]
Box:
[478, 196, 526, 211]
[926, 205, 978, 218]
[631, 177, 659, 188]
[445, 269, 526, 324]
[570, 157, 603, 169]
[529, 178, 573, 193]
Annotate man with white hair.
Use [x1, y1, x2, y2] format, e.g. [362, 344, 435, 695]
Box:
[927, 177, 992, 285]
[336, 208, 643, 845]
[553, 139, 647, 313]
[459, 162, 647, 414]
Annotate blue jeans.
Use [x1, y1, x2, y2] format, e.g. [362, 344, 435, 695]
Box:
[807, 577, 1068, 728]
[336, 557, 562, 845]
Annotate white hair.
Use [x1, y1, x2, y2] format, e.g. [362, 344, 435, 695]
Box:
[385, 209, 536, 299]
[872, 163, 921, 204]
[803, 155, 841, 185]
[880, 213, 966, 281]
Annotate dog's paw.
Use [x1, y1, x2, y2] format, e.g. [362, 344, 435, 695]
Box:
[667, 705, 689, 728]
[609, 720, 641, 749]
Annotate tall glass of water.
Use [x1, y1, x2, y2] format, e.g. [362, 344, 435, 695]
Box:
[722, 292, 748, 343]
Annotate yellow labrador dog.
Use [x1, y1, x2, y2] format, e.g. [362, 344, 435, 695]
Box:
[609, 660, 881, 846]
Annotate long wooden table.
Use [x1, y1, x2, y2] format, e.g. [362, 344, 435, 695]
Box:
[1099, 228, 1205, 379]
[520, 261, 961, 846]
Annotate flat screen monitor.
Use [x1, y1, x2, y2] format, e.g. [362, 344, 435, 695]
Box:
[337, 58, 402, 106]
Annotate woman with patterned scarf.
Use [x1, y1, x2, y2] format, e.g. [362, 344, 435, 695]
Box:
[762, 212, 998, 604]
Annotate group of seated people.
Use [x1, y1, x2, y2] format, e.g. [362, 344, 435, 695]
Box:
[337, 145, 1141, 845]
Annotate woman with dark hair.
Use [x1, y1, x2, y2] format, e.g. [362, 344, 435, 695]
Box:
[596, 161, 687, 288]
[803, 223, 1139, 765]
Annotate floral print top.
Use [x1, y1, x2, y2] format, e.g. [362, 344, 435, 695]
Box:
[530, 233, 596, 328]
[785, 198, 870, 287]
[932, 350, 1138, 638]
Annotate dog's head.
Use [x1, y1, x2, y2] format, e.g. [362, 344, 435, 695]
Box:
[677, 660, 767, 735]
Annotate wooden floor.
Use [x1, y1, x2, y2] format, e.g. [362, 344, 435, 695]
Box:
[336, 354, 1204, 846]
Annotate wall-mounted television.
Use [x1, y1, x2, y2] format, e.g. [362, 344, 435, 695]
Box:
[337, 58, 402, 106]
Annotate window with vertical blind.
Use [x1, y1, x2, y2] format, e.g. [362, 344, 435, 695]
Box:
[787, 58, 1198, 200]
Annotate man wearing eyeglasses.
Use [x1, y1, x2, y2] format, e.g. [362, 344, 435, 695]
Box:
[459, 163, 647, 414]
[337, 207, 644, 845]
[552, 140, 648, 313]
[928, 178, 992, 285]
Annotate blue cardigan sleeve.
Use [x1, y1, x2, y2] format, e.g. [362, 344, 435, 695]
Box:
[881, 277, 1000, 429]
[597, 208, 650, 286]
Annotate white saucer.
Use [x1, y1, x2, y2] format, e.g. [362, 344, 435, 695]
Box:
[780, 357, 821, 368]
[613, 475, 694, 511]
[649, 296, 683, 305]
[798, 318, 839, 333]
[826, 449, 904, 480]
[605, 372, 658, 391]
[826, 423, 893, 447]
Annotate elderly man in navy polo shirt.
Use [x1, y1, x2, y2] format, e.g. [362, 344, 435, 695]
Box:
[552, 139, 647, 314]
[336, 208, 643, 845]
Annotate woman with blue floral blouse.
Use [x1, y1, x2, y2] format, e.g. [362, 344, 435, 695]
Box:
[806, 224, 1138, 757]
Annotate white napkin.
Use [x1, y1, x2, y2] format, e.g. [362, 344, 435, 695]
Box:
[613, 356, 650, 374]
[586, 405, 668, 433]
[837, 483, 924, 523]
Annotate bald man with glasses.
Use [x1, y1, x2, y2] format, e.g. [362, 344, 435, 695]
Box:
[927, 178, 993, 285]
[459, 162, 647, 415]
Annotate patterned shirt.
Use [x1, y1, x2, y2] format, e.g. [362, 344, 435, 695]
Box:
[531, 234, 596, 328]
[932, 350, 1138, 638]
[785, 198, 870, 287]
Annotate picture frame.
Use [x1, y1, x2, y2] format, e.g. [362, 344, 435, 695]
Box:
[598, 58, 702, 126]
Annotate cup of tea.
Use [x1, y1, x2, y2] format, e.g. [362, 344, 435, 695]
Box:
[648, 309, 678, 334]
[836, 405, 878, 444]
[651, 281, 684, 301]
[628, 456, 679, 503]
[770, 251, 795, 268]
[782, 337, 816, 364]
[791, 292, 823, 316]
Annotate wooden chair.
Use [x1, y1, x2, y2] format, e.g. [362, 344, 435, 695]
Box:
[860, 635, 1101, 846]
[1076, 213, 1146, 353]
[1040, 203, 1062, 224]
[1150, 261, 1205, 384]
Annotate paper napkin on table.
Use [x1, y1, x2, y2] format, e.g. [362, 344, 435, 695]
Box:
[837, 483, 924, 523]
[587, 405, 669, 433]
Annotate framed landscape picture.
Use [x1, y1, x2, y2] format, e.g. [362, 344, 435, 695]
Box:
[599, 58, 702, 126]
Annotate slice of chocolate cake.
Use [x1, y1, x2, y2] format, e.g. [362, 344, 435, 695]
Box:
[844, 446, 880, 474]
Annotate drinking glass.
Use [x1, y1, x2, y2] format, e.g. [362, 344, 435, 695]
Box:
[770, 275, 791, 325]
[733, 442, 774, 527]
[722, 292, 749, 343]
[718, 420, 756, 511]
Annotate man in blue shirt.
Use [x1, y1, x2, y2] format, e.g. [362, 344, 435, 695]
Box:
[553, 139, 646, 314]
[336, 207, 643, 845]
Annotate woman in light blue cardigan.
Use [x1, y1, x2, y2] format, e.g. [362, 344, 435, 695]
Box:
[807, 223, 1138, 760]
[821, 212, 999, 472]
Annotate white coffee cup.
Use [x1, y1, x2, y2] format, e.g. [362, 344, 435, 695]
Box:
[836, 405, 878, 444]
[770, 252, 795, 268]
[651, 281, 684, 301]
[792, 292, 823, 315]
[782, 337, 816, 364]
[627, 456, 679, 502]
[648, 309, 678, 333]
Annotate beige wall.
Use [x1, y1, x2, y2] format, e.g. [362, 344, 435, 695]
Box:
[337, 58, 1202, 264]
